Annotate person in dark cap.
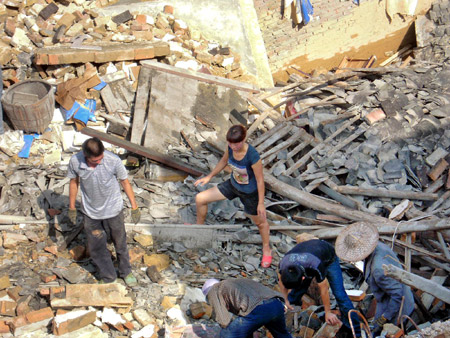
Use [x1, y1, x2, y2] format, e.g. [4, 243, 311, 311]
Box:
[278, 235, 360, 335]
[335, 222, 415, 335]
[202, 278, 292, 338]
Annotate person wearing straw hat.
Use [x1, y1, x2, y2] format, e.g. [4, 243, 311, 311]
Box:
[335, 222, 415, 336]
[278, 237, 360, 335]
[202, 278, 292, 338]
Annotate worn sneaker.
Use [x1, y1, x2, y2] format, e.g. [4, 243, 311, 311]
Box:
[124, 273, 137, 287]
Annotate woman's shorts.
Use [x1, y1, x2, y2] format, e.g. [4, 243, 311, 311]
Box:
[217, 179, 259, 216]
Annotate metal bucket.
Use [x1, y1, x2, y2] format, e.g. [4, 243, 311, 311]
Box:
[1, 80, 54, 134]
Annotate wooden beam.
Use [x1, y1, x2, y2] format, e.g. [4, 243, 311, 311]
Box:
[80, 127, 207, 177]
[130, 66, 152, 144]
[264, 172, 396, 226]
[312, 218, 450, 239]
[382, 264, 450, 304]
[334, 185, 439, 201]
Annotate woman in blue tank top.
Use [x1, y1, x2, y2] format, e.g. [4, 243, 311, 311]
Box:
[195, 125, 272, 268]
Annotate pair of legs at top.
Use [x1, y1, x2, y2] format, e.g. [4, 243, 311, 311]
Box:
[196, 179, 272, 267]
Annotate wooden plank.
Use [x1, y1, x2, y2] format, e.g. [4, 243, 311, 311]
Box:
[99, 112, 130, 127]
[420, 270, 447, 309]
[130, 67, 152, 145]
[247, 98, 282, 137]
[326, 124, 367, 156]
[405, 233, 412, 272]
[251, 122, 288, 148]
[261, 128, 302, 162]
[80, 127, 207, 176]
[143, 70, 168, 148]
[284, 114, 361, 176]
[141, 60, 259, 93]
[426, 190, 450, 212]
[304, 176, 329, 192]
[382, 263, 450, 304]
[255, 124, 293, 153]
[436, 231, 450, 260]
[334, 185, 439, 201]
[379, 45, 412, 67]
[380, 236, 449, 262]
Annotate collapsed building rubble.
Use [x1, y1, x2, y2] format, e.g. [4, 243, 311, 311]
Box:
[0, 0, 450, 337]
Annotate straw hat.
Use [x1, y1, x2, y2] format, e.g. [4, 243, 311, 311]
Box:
[335, 222, 379, 262]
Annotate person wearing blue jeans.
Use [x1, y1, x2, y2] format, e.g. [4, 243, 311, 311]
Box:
[278, 238, 360, 336]
[202, 278, 292, 338]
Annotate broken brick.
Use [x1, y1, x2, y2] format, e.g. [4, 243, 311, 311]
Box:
[4, 17, 16, 37]
[7, 286, 22, 302]
[365, 108, 386, 125]
[0, 299, 17, 316]
[163, 5, 174, 14]
[52, 309, 96, 336]
[428, 158, 449, 181]
[0, 320, 10, 334]
[26, 307, 54, 324]
[189, 302, 212, 319]
[313, 322, 342, 338]
[69, 245, 86, 261]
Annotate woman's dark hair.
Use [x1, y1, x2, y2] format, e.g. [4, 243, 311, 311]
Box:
[281, 266, 304, 290]
[226, 124, 247, 143]
[82, 137, 105, 158]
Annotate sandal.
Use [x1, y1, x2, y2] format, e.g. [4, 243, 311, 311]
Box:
[261, 254, 273, 268]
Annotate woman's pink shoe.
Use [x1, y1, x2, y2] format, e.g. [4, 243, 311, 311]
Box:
[261, 254, 273, 268]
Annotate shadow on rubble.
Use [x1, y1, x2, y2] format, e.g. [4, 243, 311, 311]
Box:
[37, 190, 100, 283]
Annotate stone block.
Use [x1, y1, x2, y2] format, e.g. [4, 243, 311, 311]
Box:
[112, 10, 133, 24]
[11, 28, 33, 50]
[143, 254, 170, 271]
[56, 12, 76, 31]
[53, 309, 97, 335]
[134, 46, 155, 60]
[2, 232, 29, 248]
[189, 302, 212, 319]
[66, 23, 84, 37]
[146, 265, 162, 283]
[132, 308, 154, 327]
[299, 326, 315, 338]
[426, 147, 449, 167]
[0, 299, 16, 316]
[312, 322, 342, 338]
[94, 48, 135, 63]
[0, 275, 11, 290]
[39, 2, 58, 20]
[129, 246, 145, 264]
[134, 234, 153, 247]
[133, 31, 154, 41]
[161, 296, 177, 310]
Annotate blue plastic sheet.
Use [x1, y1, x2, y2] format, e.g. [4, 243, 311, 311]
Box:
[18, 133, 39, 158]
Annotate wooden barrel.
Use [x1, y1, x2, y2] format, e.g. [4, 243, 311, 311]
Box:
[1, 80, 54, 134]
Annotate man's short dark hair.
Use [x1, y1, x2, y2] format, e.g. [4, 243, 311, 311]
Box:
[82, 137, 104, 158]
[281, 265, 304, 290]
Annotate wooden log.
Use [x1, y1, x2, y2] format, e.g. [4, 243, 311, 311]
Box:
[382, 263, 450, 304]
[98, 112, 130, 127]
[426, 190, 450, 212]
[436, 231, 450, 260]
[380, 236, 449, 262]
[264, 172, 396, 226]
[334, 185, 438, 201]
[81, 127, 207, 177]
[311, 218, 450, 239]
